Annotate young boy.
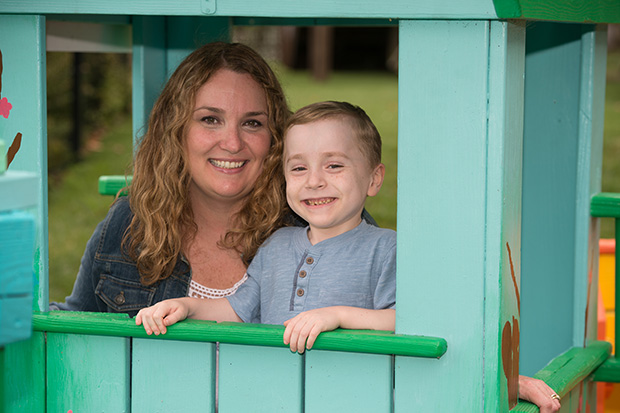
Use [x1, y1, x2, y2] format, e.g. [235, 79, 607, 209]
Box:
[136, 101, 396, 353]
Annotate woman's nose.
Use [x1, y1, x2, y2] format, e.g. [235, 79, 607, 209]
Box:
[219, 127, 244, 153]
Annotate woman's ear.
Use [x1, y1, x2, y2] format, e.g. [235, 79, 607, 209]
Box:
[367, 163, 385, 197]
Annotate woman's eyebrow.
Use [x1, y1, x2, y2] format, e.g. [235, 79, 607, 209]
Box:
[193, 106, 222, 113]
[193, 106, 267, 117]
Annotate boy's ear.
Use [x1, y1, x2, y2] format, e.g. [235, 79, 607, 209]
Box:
[367, 163, 385, 197]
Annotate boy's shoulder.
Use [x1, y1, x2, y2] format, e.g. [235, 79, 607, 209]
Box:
[354, 221, 396, 246]
[261, 225, 305, 247]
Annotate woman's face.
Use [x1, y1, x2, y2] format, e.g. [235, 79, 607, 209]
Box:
[186, 69, 271, 208]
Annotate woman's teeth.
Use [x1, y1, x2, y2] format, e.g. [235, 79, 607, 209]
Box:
[210, 160, 245, 169]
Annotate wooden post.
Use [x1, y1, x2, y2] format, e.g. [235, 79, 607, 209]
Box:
[309, 26, 333, 81]
[395, 20, 525, 411]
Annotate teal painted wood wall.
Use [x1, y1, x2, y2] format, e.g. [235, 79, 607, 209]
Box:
[520, 23, 608, 378]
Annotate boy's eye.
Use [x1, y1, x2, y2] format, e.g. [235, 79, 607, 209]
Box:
[327, 164, 343, 169]
[291, 166, 307, 172]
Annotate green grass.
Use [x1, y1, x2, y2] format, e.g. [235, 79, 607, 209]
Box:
[601, 51, 620, 238]
[48, 118, 133, 302]
[48, 53, 620, 302]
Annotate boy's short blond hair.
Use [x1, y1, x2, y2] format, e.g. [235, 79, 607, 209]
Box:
[285, 101, 382, 168]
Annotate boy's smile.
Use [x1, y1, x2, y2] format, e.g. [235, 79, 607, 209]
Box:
[284, 118, 384, 245]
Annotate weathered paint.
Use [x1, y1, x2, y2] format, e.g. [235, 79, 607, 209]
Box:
[47, 333, 130, 412]
[0, 15, 48, 310]
[2, 332, 45, 413]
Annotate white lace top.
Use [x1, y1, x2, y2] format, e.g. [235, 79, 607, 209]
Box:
[187, 273, 248, 299]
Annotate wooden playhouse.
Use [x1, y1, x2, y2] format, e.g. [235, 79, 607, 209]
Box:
[1, 0, 620, 411]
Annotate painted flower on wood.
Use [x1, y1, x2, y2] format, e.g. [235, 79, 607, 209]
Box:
[502, 316, 520, 407]
[0, 49, 23, 169]
[502, 242, 521, 408]
[0, 97, 11, 119]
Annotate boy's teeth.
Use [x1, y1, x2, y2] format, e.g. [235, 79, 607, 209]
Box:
[305, 198, 335, 206]
[210, 160, 244, 169]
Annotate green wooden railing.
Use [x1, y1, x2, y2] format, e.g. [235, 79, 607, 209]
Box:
[35, 311, 447, 358]
[98, 175, 131, 196]
[512, 193, 620, 410]
[591, 193, 620, 384]
[513, 341, 612, 412]
[7, 310, 448, 411]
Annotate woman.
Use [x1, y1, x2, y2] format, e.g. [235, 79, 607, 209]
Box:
[50, 41, 558, 412]
[51, 42, 290, 314]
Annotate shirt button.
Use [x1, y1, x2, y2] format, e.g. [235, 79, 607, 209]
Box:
[299, 270, 307, 278]
[297, 288, 304, 297]
[114, 291, 126, 305]
[306, 256, 314, 265]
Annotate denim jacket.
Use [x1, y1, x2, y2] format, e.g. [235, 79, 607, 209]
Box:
[49, 197, 377, 317]
[50, 197, 191, 317]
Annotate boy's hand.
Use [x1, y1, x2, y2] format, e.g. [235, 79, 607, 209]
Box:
[135, 298, 191, 335]
[283, 307, 341, 353]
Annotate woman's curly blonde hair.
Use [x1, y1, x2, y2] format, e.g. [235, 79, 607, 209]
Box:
[125, 42, 291, 286]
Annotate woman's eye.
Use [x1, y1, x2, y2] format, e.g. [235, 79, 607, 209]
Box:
[244, 119, 263, 128]
[201, 116, 219, 125]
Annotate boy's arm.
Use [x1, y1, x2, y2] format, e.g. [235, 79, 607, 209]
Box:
[283, 306, 395, 353]
[136, 297, 241, 335]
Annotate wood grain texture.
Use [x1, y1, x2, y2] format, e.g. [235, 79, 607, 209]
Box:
[34, 311, 448, 358]
[47, 332, 130, 412]
[2, 332, 45, 413]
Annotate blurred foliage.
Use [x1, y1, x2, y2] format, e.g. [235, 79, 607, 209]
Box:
[46, 52, 131, 174]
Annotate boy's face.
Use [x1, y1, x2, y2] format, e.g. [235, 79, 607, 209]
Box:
[284, 118, 384, 243]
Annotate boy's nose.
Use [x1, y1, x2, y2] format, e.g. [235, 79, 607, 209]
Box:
[219, 127, 244, 153]
[306, 170, 326, 189]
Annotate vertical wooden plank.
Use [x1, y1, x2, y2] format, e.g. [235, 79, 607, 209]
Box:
[520, 22, 607, 376]
[219, 343, 303, 412]
[47, 333, 130, 412]
[484, 20, 526, 412]
[575, 25, 607, 350]
[395, 19, 489, 411]
[131, 16, 166, 146]
[131, 338, 216, 412]
[304, 350, 392, 413]
[166, 16, 231, 71]
[2, 332, 45, 412]
[0, 14, 48, 310]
